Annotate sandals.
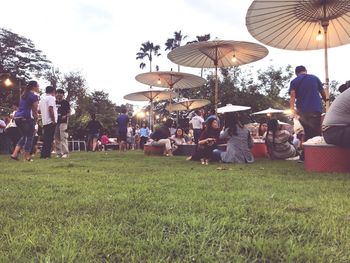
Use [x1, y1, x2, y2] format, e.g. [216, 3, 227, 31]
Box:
[10, 156, 19, 161]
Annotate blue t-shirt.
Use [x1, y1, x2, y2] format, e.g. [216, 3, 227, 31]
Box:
[15, 92, 39, 119]
[289, 74, 323, 113]
[116, 114, 129, 133]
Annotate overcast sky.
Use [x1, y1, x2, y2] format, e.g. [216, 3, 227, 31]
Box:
[2, 0, 349, 107]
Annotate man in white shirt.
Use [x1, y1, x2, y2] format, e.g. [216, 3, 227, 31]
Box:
[39, 86, 57, 159]
[190, 109, 204, 144]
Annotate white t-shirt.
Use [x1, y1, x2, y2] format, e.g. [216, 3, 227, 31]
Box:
[39, 94, 57, 125]
[127, 127, 133, 137]
[190, 115, 204, 129]
[0, 120, 6, 133]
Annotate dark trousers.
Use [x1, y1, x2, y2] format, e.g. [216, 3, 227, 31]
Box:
[193, 129, 202, 144]
[299, 112, 321, 160]
[140, 136, 148, 150]
[5, 127, 21, 151]
[41, 123, 56, 158]
[299, 112, 322, 141]
[323, 125, 350, 148]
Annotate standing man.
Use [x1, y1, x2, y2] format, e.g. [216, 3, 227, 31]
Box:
[289, 65, 327, 160]
[39, 86, 57, 159]
[55, 89, 70, 158]
[116, 108, 129, 152]
[189, 109, 204, 145]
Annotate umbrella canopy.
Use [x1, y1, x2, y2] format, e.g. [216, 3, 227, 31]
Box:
[217, 104, 251, 114]
[124, 89, 177, 129]
[246, 0, 350, 108]
[123, 89, 177, 102]
[135, 71, 206, 89]
[167, 40, 268, 112]
[166, 99, 210, 112]
[251, 107, 285, 115]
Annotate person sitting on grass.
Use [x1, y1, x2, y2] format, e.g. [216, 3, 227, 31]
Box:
[171, 128, 187, 145]
[258, 121, 268, 139]
[213, 112, 254, 163]
[265, 119, 298, 160]
[149, 119, 173, 156]
[187, 118, 220, 165]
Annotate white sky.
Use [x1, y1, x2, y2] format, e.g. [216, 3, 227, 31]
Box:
[2, 0, 349, 107]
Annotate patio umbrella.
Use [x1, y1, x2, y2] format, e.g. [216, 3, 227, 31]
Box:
[251, 107, 285, 115]
[246, 0, 350, 109]
[217, 104, 251, 114]
[167, 40, 269, 112]
[166, 99, 210, 112]
[124, 89, 177, 128]
[135, 71, 206, 90]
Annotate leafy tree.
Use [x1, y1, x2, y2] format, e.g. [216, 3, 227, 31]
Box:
[0, 28, 51, 108]
[257, 65, 294, 99]
[60, 71, 88, 108]
[136, 41, 161, 72]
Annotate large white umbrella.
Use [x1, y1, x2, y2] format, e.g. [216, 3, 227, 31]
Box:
[217, 104, 251, 114]
[246, 0, 350, 109]
[124, 89, 177, 128]
[251, 107, 285, 115]
[167, 40, 268, 112]
[166, 99, 210, 112]
[135, 71, 206, 90]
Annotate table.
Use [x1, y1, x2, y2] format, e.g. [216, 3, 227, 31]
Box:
[217, 142, 268, 158]
[173, 144, 197, 156]
[251, 142, 268, 158]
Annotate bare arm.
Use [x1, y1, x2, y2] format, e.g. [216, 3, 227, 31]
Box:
[320, 89, 327, 102]
[32, 101, 39, 120]
[48, 106, 56, 123]
[290, 90, 296, 112]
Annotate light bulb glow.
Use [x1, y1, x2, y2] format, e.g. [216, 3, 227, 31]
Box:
[157, 78, 161, 84]
[316, 30, 323, 41]
[4, 78, 13, 87]
[231, 54, 237, 63]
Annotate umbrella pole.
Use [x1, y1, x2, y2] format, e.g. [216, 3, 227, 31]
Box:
[215, 65, 218, 114]
[322, 19, 330, 111]
[214, 47, 219, 114]
[150, 99, 153, 131]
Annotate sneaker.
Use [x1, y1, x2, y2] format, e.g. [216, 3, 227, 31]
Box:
[61, 154, 68, 158]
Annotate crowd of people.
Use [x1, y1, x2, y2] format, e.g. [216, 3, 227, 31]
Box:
[1, 65, 349, 164]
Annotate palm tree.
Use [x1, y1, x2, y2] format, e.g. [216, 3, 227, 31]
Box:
[165, 30, 188, 72]
[136, 41, 161, 72]
[186, 33, 211, 44]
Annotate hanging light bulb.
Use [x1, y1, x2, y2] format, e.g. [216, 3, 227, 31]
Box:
[316, 30, 323, 41]
[231, 54, 237, 63]
[157, 78, 161, 85]
[4, 77, 13, 87]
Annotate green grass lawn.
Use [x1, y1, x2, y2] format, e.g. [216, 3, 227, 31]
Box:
[1, 151, 350, 262]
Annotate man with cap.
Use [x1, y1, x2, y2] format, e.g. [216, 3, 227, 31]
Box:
[289, 65, 327, 161]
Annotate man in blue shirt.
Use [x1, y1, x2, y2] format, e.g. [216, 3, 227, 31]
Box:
[289, 65, 327, 160]
[116, 108, 129, 152]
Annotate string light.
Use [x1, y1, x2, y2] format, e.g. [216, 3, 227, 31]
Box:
[157, 78, 161, 84]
